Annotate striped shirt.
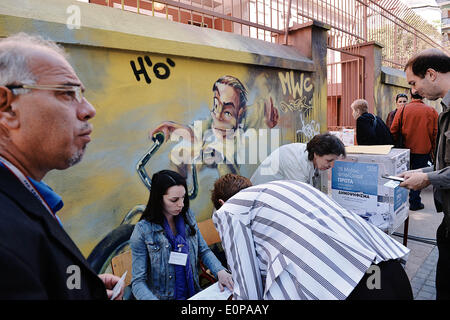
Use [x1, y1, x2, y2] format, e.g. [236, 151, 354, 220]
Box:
[213, 180, 410, 300]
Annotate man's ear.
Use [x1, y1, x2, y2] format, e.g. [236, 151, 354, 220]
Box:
[426, 68, 438, 81]
[0, 86, 14, 111]
[0, 87, 19, 129]
[219, 199, 225, 206]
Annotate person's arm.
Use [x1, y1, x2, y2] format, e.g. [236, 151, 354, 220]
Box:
[390, 107, 401, 141]
[129, 223, 159, 300]
[385, 112, 393, 129]
[399, 166, 450, 191]
[427, 167, 450, 190]
[149, 121, 194, 143]
[212, 209, 263, 300]
[0, 244, 48, 299]
[430, 110, 439, 159]
[194, 220, 233, 291]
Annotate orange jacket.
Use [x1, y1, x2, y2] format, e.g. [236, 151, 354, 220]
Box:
[390, 100, 438, 154]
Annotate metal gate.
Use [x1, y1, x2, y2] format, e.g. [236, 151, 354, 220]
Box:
[327, 48, 365, 130]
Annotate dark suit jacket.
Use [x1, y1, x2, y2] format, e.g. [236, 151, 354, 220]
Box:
[0, 166, 107, 299]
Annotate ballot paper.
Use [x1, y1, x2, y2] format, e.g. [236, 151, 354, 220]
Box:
[384, 180, 401, 189]
[110, 270, 127, 300]
[188, 282, 232, 300]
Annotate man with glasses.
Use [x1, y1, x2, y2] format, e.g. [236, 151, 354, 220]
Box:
[0, 33, 123, 299]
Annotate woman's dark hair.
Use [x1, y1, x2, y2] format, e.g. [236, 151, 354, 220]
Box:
[140, 170, 195, 235]
[306, 133, 346, 161]
[395, 93, 408, 102]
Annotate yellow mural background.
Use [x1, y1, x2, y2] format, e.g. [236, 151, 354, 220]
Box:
[43, 46, 313, 256]
[0, 0, 321, 258]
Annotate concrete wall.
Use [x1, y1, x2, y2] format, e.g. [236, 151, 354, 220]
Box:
[0, 0, 327, 256]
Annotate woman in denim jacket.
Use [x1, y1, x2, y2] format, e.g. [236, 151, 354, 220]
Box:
[130, 170, 233, 300]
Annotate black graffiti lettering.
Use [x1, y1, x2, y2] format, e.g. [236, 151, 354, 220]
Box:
[153, 62, 170, 79]
[130, 56, 152, 83]
[145, 56, 153, 67]
[130, 56, 175, 84]
[166, 58, 175, 67]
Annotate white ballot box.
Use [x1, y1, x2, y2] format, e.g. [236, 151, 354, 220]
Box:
[331, 148, 410, 234]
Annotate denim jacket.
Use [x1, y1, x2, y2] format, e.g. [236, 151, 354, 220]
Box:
[130, 209, 225, 300]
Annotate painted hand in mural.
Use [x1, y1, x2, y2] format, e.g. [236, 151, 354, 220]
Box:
[150, 121, 195, 143]
[264, 96, 279, 129]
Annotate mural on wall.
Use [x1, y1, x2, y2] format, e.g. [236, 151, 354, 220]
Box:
[44, 48, 314, 258]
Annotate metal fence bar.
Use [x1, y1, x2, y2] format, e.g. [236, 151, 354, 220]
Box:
[102, 0, 447, 69]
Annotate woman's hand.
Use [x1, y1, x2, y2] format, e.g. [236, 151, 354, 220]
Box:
[216, 269, 234, 292]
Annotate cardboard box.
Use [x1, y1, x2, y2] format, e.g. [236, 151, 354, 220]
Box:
[331, 148, 410, 234]
[329, 128, 355, 146]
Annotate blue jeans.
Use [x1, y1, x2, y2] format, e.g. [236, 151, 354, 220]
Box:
[409, 153, 431, 208]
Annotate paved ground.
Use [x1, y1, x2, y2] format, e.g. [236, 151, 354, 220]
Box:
[391, 185, 441, 300]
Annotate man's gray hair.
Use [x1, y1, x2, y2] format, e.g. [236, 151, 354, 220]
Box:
[351, 98, 369, 114]
[0, 33, 67, 90]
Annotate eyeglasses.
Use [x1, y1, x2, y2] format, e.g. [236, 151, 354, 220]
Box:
[6, 84, 84, 103]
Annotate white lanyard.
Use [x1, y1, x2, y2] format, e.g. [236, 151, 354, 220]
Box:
[0, 155, 56, 219]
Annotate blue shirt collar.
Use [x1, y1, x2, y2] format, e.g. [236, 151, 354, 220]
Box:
[27, 176, 64, 214]
[0, 162, 64, 226]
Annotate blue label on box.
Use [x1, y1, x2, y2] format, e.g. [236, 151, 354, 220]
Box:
[394, 185, 408, 211]
[331, 161, 379, 195]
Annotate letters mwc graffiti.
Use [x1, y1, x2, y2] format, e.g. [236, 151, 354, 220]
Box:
[130, 56, 176, 84]
[278, 71, 313, 113]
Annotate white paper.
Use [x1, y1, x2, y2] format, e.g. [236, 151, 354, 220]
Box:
[188, 282, 232, 300]
[369, 212, 388, 228]
[110, 270, 127, 300]
[384, 180, 401, 189]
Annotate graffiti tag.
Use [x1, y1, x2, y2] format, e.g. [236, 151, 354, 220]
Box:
[296, 113, 320, 140]
[130, 56, 176, 84]
[279, 96, 312, 113]
[278, 70, 313, 99]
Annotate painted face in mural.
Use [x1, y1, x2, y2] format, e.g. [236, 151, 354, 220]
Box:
[10, 48, 96, 178]
[211, 82, 242, 138]
[313, 153, 339, 171]
[162, 185, 186, 218]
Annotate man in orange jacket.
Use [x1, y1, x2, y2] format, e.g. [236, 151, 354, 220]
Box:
[390, 90, 438, 211]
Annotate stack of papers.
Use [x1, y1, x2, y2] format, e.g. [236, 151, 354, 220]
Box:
[345, 145, 393, 154]
[188, 282, 232, 300]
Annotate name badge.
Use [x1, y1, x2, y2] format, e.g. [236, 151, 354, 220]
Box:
[169, 251, 188, 266]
